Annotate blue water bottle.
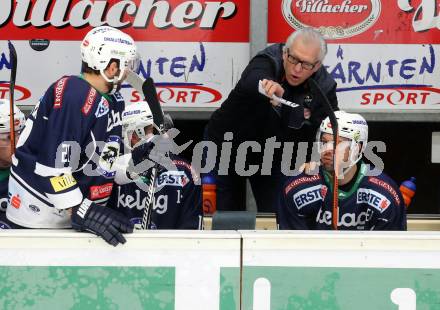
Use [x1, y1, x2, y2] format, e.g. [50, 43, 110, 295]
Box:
[399, 177, 416, 208]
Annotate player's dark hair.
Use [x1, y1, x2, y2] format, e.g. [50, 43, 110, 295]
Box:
[81, 58, 121, 75]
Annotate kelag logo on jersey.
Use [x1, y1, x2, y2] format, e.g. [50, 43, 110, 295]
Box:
[116, 186, 168, 214]
[316, 208, 373, 228]
[117, 187, 147, 210]
[293, 184, 325, 210]
[156, 171, 189, 190]
[281, 0, 381, 39]
[357, 188, 390, 213]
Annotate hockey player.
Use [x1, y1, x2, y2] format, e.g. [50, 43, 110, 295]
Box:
[109, 103, 203, 229]
[0, 99, 25, 229]
[277, 111, 406, 230]
[6, 26, 138, 245]
[206, 27, 338, 212]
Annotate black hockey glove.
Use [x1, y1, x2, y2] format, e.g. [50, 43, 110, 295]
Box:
[71, 199, 134, 246]
[131, 140, 155, 167]
[129, 140, 155, 178]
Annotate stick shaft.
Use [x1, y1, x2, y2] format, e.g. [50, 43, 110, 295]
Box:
[8, 41, 17, 154]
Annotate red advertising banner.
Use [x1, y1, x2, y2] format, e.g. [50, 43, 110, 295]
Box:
[0, 0, 249, 42]
[268, 0, 440, 43]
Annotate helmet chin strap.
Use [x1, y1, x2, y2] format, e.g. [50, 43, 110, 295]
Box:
[100, 69, 122, 94]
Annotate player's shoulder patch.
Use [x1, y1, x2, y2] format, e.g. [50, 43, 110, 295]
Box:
[367, 176, 401, 205]
[284, 174, 321, 195]
[95, 97, 110, 118]
[53, 76, 70, 109]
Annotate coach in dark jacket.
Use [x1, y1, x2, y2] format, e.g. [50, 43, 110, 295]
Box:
[206, 27, 338, 212]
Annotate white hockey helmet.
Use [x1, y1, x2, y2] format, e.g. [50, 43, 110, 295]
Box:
[81, 26, 139, 85]
[318, 111, 368, 167]
[122, 102, 154, 148]
[0, 99, 25, 134]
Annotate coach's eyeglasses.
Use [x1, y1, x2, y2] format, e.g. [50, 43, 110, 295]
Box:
[286, 48, 319, 70]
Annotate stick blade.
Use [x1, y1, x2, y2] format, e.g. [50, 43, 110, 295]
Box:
[8, 41, 17, 95]
[8, 41, 17, 76]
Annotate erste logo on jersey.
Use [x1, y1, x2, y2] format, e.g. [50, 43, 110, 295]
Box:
[357, 188, 390, 213]
[156, 171, 189, 189]
[11, 194, 21, 209]
[293, 184, 325, 210]
[281, 0, 381, 39]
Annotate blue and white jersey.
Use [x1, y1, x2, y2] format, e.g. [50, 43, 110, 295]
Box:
[277, 162, 407, 230]
[0, 169, 11, 228]
[7, 75, 125, 228]
[109, 155, 203, 230]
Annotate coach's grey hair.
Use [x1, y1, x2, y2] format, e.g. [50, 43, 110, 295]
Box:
[283, 27, 328, 62]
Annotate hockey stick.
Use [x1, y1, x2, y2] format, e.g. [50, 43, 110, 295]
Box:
[125, 71, 165, 229]
[126, 71, 165, 130]
[8, 41, 17, 154]
[308, 78, 339, 230]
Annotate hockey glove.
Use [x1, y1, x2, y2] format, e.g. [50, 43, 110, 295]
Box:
[131, 139, 155, 167]
[71, 199, 134, 246]
[129, 140, 155, 178]
[130, 136, 176, 176]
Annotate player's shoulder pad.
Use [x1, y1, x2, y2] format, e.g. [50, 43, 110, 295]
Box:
[366, 173, 402, 206]
[283, 172, 322, 196]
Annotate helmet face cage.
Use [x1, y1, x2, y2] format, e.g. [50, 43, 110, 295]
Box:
[81, 26, 138, 84]
[0, 99, 26, 134]
[317, 111, 368, 168]
[122, 103, 154, 150]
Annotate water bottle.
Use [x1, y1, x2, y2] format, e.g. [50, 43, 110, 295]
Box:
[202, 175, 216, 215]
[399, 177, 416, 208]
